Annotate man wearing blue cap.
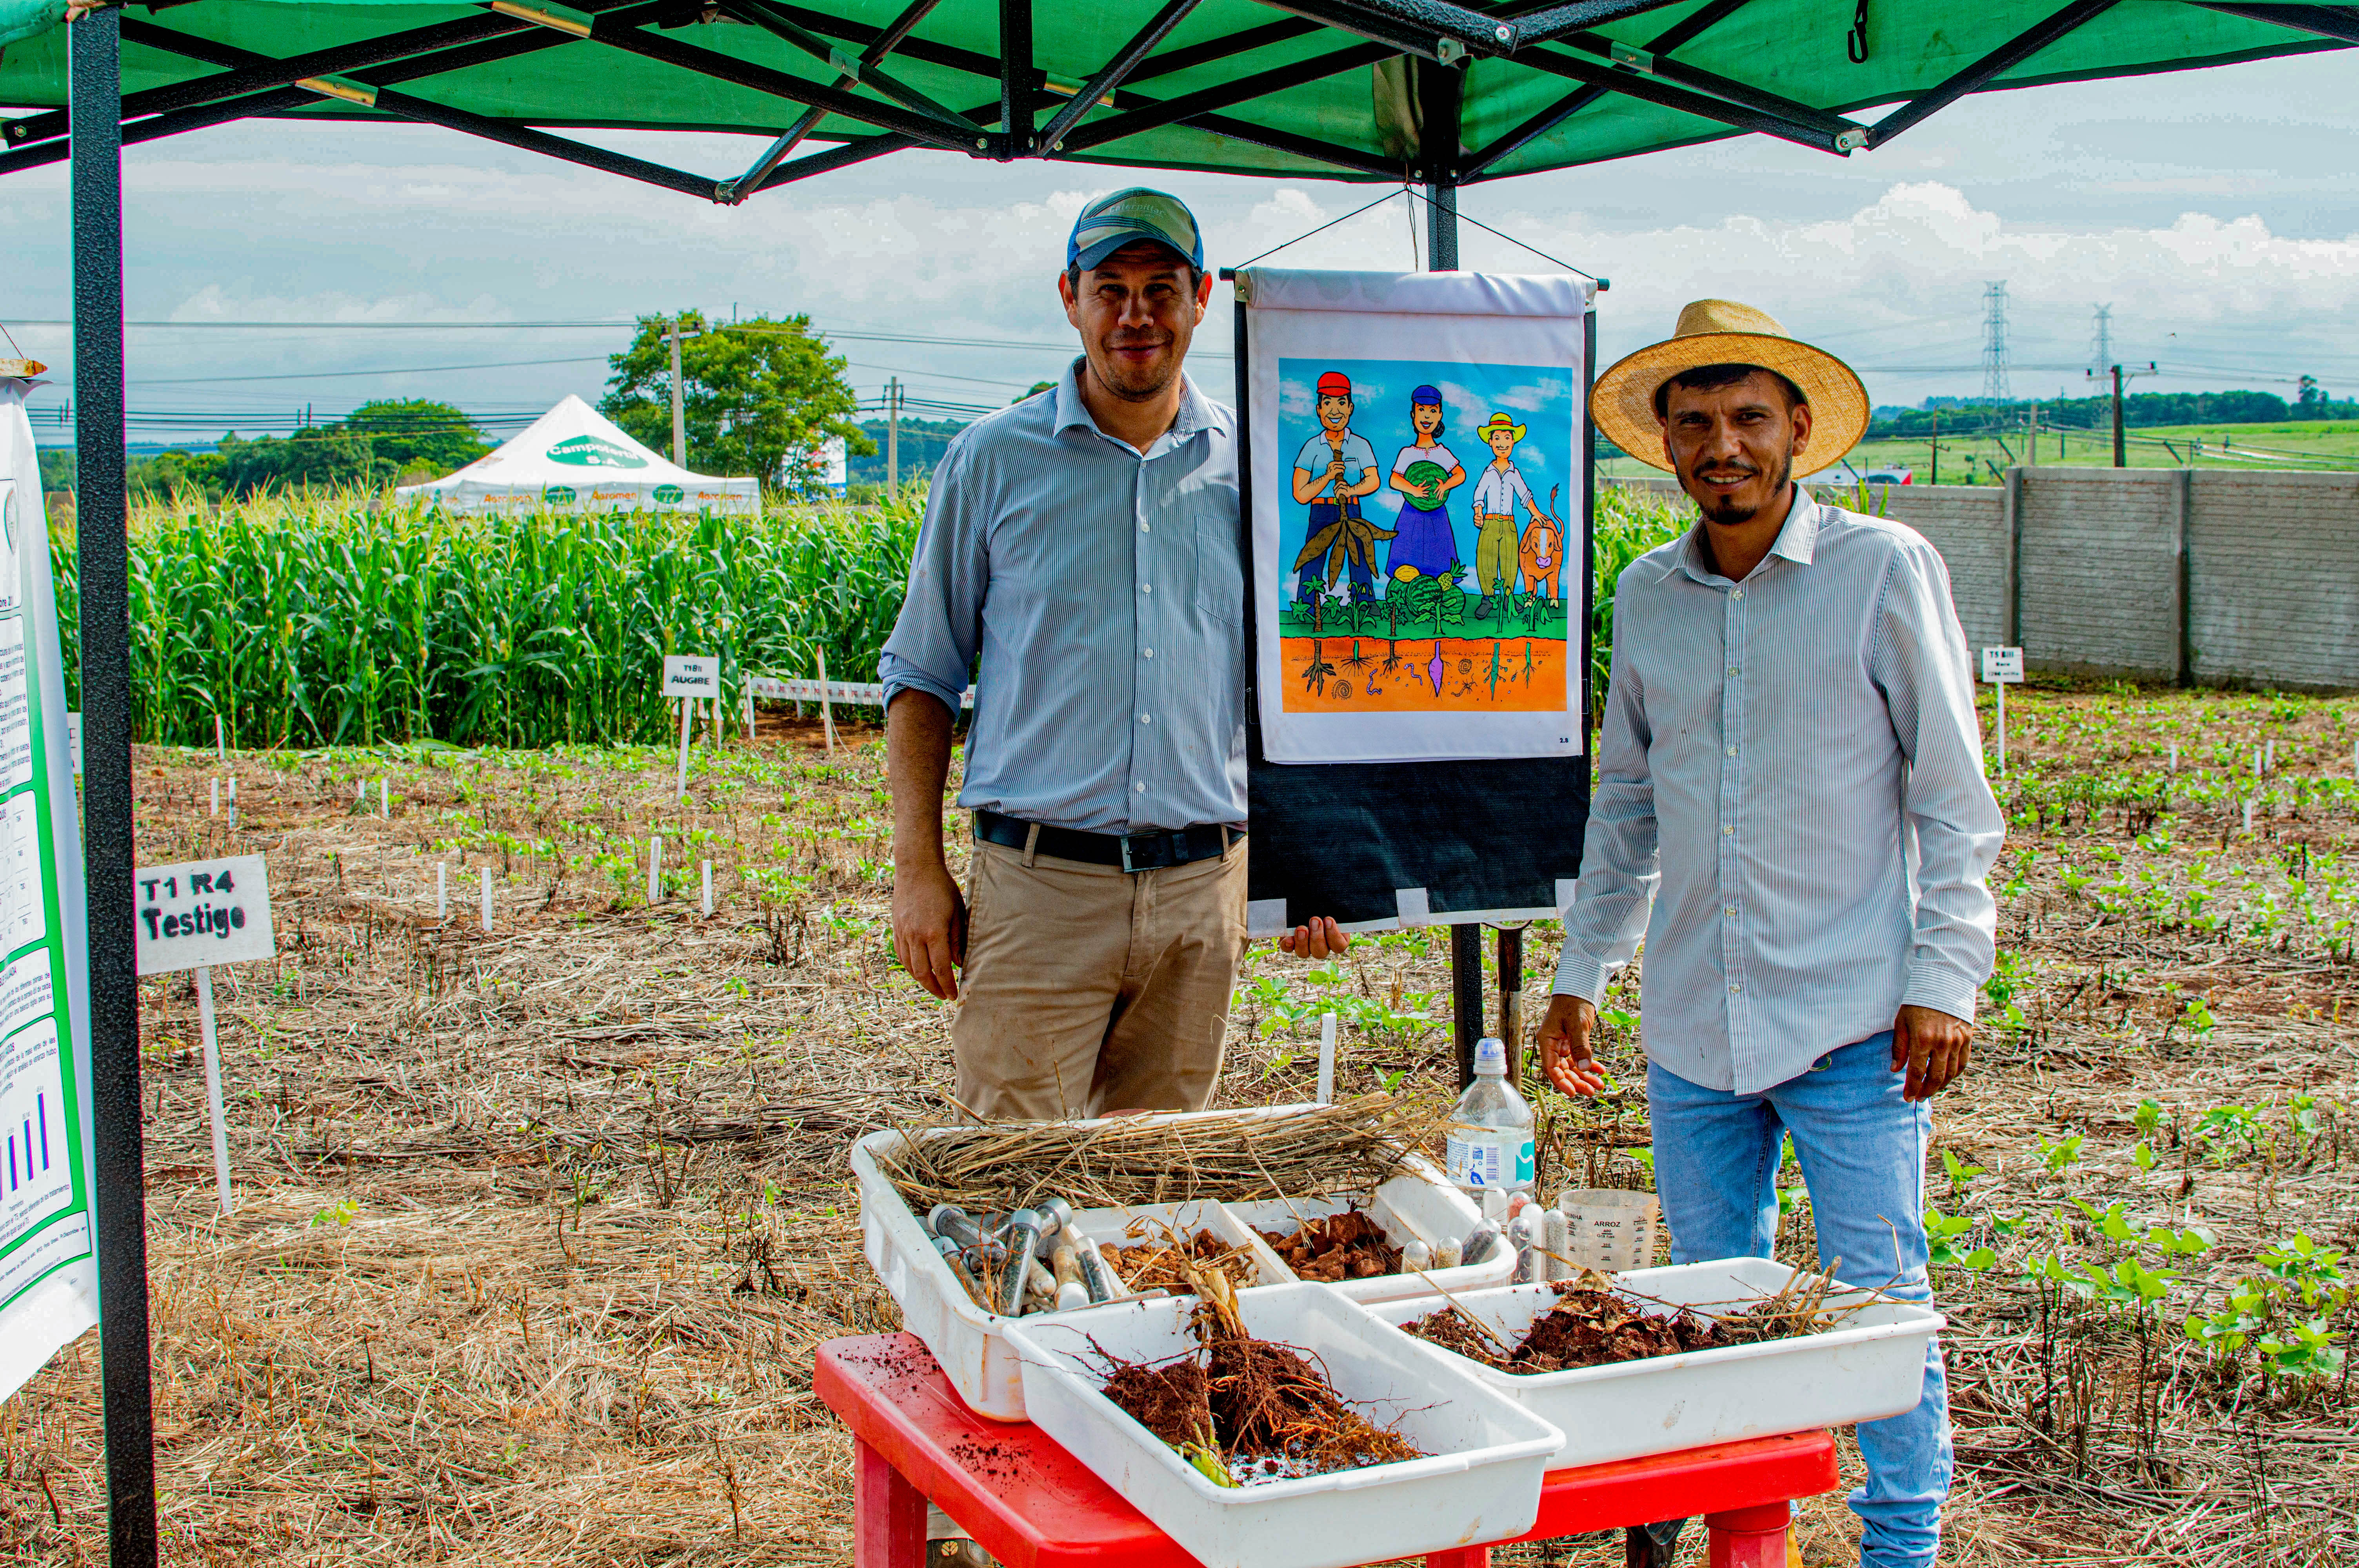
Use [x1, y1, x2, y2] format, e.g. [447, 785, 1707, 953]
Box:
[882, 188, 1347, 1120]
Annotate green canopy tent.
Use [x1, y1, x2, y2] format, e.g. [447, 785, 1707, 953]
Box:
[5, 3, 2353, 1564]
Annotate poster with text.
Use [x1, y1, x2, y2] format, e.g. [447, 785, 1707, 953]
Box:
[0, 384, 98, 1405]
[1245, 269, 1590, 765]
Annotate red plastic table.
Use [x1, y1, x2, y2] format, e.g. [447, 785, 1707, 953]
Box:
[816, 1334, 1837, 1568]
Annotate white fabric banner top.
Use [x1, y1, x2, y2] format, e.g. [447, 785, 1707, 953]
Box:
[1242, 268, 1592, 765]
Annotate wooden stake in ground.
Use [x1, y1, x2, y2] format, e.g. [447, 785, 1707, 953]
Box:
[196, 965, 234, 1216]
[702, 859, 713, 917]
[675, 695, 695, 799]
[209, 778, 218, 817]
[480, 867, 492, 933]
[815, 646, 838, 754]
[437, 862, 447, 922]
[649, 835, 663, 903]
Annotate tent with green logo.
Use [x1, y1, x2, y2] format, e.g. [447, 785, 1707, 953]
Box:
[393, 392, 761, 515]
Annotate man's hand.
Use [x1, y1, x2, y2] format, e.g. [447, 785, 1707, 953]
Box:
[1537, 995, 1607, 1097]
[892, 860, 967, 1001]
[1278, 917, 1351, 959]
[1890, 1004, 1972, 1101]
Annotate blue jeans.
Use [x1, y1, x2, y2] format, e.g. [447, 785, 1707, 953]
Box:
[1647, 1033, 1950, 1568]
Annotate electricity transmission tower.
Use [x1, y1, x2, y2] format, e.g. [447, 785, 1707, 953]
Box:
[2089, 304, 2114, 376]
[1980, 281, 2012, 402]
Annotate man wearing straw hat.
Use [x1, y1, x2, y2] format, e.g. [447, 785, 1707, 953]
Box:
[881, 188, 1347, 1124]
[1538, 301, 2003, 1568]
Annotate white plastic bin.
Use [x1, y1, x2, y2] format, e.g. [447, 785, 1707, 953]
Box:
[1367, 1258, 1945, 1469]
[853, 1106, 1426, 1421]
[1225, 1164, 1514, 1303]
[1005, 1282, 1561, 1568]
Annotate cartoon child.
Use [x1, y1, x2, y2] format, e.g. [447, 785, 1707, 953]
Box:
[1467, 412, 1563, 620]
[1384, 384, 1465, 582]
[1290, 370, 1384, 605]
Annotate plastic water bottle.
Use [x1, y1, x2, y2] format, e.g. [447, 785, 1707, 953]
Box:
[1445, 1037, 1536, 1199]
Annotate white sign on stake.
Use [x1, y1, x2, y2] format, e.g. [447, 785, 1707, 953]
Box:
[1980, 647, 2023, 777]
[134, 854, 275, 1216]
[664, 655, 718, 797]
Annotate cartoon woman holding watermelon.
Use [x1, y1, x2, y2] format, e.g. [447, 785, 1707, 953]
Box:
[1383, 384, 1465, 582]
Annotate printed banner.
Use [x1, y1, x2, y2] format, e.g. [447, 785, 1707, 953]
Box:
[0, 383, 99, 1404]
[1245, 269, 1590, 764]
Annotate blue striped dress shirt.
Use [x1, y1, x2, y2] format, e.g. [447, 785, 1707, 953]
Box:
[878, 359, 1245, 835]
[1554, 487, 2005, 1094]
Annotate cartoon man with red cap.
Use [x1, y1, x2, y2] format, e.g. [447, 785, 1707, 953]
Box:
[1289, 370, 1384, 604]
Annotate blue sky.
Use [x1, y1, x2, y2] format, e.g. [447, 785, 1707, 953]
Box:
[5, 49, 2358, 444]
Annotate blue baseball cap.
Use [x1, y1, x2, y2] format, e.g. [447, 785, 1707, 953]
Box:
[1067, 187, 1204, 272]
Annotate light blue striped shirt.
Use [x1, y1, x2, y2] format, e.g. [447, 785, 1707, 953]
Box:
[1554, 487, 2005, 1094]
[878, 359, 1245, 835]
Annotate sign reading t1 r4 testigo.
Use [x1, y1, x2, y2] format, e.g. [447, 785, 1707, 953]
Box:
[1980, 646, 2024, 684]
[134, 855, 275, 975]
[662, 654, 720, 700]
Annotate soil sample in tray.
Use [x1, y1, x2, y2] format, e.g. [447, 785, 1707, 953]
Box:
[1098, 1273, 1425, 1486]
[1107, 1229, 1260, 1293]
[1255, 1210, 1403, 1283]
[1405, 1286, 1729, 1373]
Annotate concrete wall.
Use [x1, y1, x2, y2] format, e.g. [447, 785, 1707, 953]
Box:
[1605, 467, 2358, 690]
[2188, 471, 2359, 690]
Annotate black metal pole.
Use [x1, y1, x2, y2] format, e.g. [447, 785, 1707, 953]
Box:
[1450, 922, 1483, 1090]
[1497, 926, 1523, 1086]
[71, 12, 158, 1568]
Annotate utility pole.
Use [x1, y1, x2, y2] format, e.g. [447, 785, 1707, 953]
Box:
[2090, 360, 2157, 467]
[667, 317, 688, 467]
[886, 377, 901, 500]
[1930, 408, 1939, 486]
[2089, 304, 2113, 379]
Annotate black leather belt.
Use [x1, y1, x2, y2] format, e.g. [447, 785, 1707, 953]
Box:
[974, 809, 1243, 873]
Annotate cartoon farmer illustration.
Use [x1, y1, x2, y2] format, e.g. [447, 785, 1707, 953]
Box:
[1291, 371, 1386, 606]
[1385, 383, 1465, 581]
[1468, 412, 1563, 620]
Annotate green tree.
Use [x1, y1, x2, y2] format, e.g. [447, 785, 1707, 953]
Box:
[599, 311, 871, 492]
[339, 398, 491, 476]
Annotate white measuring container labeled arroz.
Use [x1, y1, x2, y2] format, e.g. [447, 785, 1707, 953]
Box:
[1366, 1257, 1945, 1470]
[1072, 1200, 1297, 1293]
[1224, 1164, 1514, 1303]
[853, 1105, 1392, 1421]
[1004, 1281, 1561, 1568]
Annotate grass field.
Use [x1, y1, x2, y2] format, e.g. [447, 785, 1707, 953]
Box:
[3, 681, 2357, 1565]
[1599, 419, 2359, 484]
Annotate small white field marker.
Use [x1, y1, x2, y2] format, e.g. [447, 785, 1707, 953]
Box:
[701, 860, 713, 917]
[480, 867, 493, 933]
[437, 862, 448, 921]
[648, 835, 663, 902]
[209, 778, 219, 816]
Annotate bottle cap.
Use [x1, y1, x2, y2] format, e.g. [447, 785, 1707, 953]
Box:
[1474, 1036, 1507, 1073]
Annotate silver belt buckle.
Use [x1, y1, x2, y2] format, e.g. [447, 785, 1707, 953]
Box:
[1119, 833, 1141, 873]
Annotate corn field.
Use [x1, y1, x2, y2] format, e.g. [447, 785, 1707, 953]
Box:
[48, 480, 1688, 751]
[51, 489, 924, 750]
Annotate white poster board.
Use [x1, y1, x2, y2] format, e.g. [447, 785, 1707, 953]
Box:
[0, 384, 100, 1405]
[1243, 269, 1592, 765]
[1980, 646, 2023, 684]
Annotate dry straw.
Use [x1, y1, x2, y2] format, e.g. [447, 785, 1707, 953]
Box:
[879, 1094, 1444, 1214]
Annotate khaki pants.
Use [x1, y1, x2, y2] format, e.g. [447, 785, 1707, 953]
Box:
[953, 835, 1247, 1120]
[1474, 513, 1518, 597]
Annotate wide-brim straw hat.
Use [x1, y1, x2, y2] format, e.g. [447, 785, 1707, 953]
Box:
[1590, 299, 1868, 475]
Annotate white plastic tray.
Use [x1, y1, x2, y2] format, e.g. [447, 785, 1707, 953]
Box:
[854, 1105, 1438, 1422]
[1225, 1167, 1513, 1304]
[1073, 1200, 1297, 1293]
[1005, 1282, 1562, 1568]
[1367, 1258, 1945, 1470]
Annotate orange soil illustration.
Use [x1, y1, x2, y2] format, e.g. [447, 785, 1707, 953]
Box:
[1280, 635, 1569, 713]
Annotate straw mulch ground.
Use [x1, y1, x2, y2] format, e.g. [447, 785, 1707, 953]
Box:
[2, 686, 2356, 1567]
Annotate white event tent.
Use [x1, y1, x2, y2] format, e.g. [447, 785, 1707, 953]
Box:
[396, 395, 761, 517]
